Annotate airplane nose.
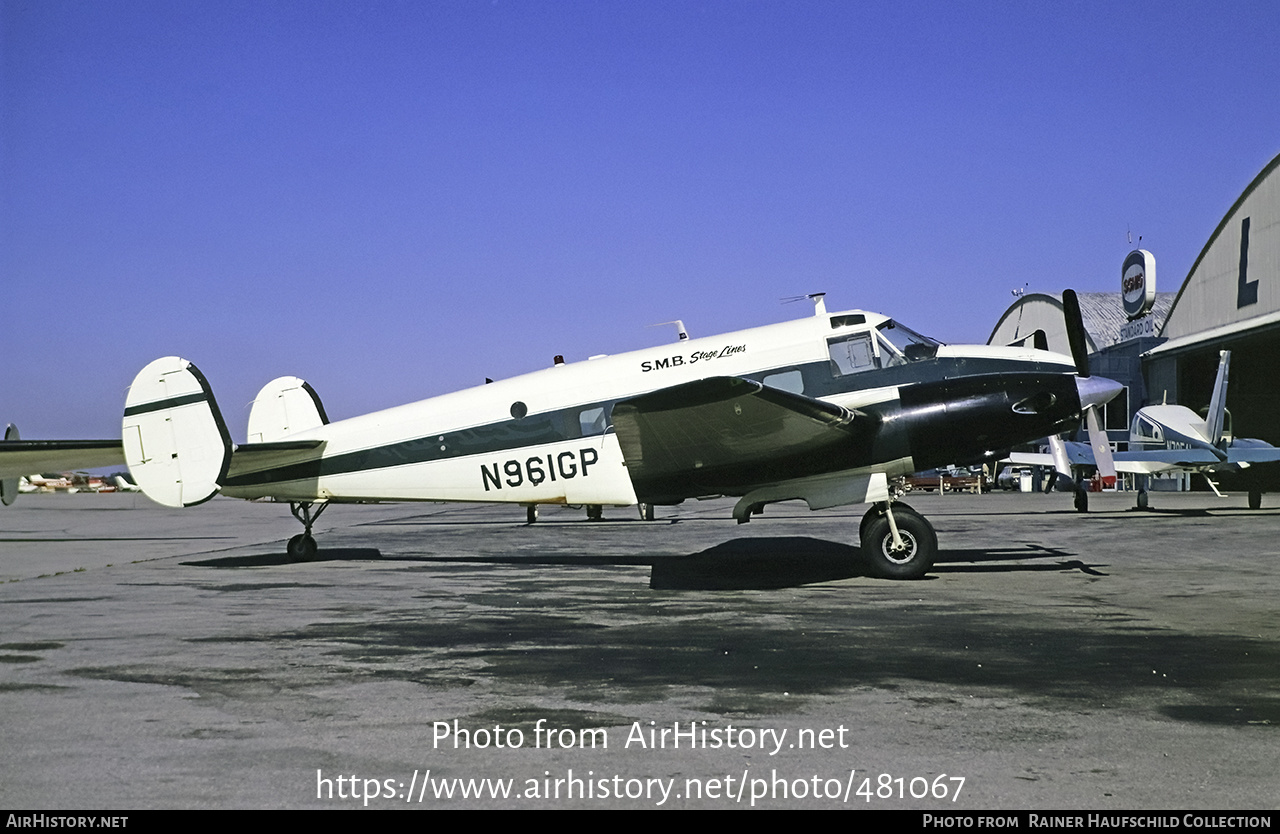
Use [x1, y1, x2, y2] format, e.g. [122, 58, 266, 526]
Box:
[1076, 375, 1123, 410]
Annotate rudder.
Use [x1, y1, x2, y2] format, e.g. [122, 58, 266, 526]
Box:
[247, 376, 329, 443]
[122, 357, 232, 507]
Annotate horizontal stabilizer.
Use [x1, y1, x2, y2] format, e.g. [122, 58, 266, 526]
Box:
[225, 439, 327, 486]
[122, 357, 232, 508]
[236, 440, 325, 453]
[0, 435, 124, 481]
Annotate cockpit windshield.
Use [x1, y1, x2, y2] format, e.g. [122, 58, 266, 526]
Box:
[876, 320, 942, 362]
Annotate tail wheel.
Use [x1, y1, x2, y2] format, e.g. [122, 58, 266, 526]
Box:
[287, 534, 317, 561]
[859, 504, 937, 580]
[287, 502, 326, 561]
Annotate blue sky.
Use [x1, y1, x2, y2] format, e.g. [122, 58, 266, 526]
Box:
[3, 0, 1279, 437]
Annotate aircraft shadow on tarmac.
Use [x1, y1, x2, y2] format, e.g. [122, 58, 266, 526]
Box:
[183, 548, 386, 568]
[648, 538, 1105, 589]
[184, 538, 1103, 589]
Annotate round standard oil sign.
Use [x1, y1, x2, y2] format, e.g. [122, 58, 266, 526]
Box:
[1122, 249, 1156, 319]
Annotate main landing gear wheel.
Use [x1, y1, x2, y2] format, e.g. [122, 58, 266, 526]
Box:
[1074, 489, 1089, 513]
[859, 503, 937, 580]
[859, 501, 916, 543]
[638, 503, 656, 521]
[526, 505, 538, 524]
[1136, 490, 1149, 510]
[586, 504, 603, 521]
[1249, 490, 1263, 510]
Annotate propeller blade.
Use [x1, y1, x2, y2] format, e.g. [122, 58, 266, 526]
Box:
[1048, 433, 1073, 481]
[1084, 406, 1117, 489]
[1, 424, 17, 506]
[1061, 289, 1091, 378]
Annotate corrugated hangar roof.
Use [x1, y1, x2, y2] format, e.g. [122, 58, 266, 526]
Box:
[988, 292, 1175, 353]
[1075, 292, 1176, 347]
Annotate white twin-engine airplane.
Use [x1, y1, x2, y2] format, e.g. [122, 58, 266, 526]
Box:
[2, 293, 1121, 579]
[1011, 349, 1280, 511]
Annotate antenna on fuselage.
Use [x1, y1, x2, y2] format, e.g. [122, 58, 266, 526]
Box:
[650, 320, 689, 341]
[782, 293, 827, 316]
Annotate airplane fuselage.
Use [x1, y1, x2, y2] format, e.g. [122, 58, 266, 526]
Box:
[219, 309, 1082, 507]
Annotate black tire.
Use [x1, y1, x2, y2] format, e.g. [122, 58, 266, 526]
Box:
[1074, 489, 1089, 513]
[1249, 490, 1262, 510]
[638, 503, 655, 521]
[860, 502, 917, 543]
[526, 505, 538, 524]
[860, 505, 937, 580]
[286, 533, 317, 561]
[586, 504, 603, 521]
[1136, 490, 1149, 510]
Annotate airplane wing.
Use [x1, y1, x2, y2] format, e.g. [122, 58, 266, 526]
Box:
[1110, 449, 1222, 474]
[611, 376, 871, 504]
[1221, 440, 1280, 465]
[0, 439, 124, 480]
[1008, 442, 1095, 468]
[1008, 446, 1224, 475]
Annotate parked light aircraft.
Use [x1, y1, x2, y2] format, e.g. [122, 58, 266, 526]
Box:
[1009, 350, 1280, 510]
[1, 294, 1121, 579]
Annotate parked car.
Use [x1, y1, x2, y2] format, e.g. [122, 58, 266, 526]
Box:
[900, 466, 989, 494]
[996, 465, 1034, 491]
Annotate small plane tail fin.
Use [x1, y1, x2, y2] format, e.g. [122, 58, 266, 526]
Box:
[122, 357, 232, 508]
[247, 377, 329, 443]
[1204, 350, 1231, 447]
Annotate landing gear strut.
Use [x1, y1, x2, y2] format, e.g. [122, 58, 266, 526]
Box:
[859, 501, 937, 579]
[287, 502, 327, 561]
[1074, 477, 1089, 512]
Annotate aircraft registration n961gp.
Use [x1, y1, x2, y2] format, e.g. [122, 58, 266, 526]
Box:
[2, 293, 1121, 579]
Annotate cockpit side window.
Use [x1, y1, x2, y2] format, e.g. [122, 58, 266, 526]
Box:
[827, 333, 878, 376]
[579, 406, 608, 436]
[1132, 414, 1162, 442]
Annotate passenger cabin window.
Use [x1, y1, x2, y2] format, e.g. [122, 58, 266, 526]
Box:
[762, 370, 804, 394]
[828, 333, 878, 376]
